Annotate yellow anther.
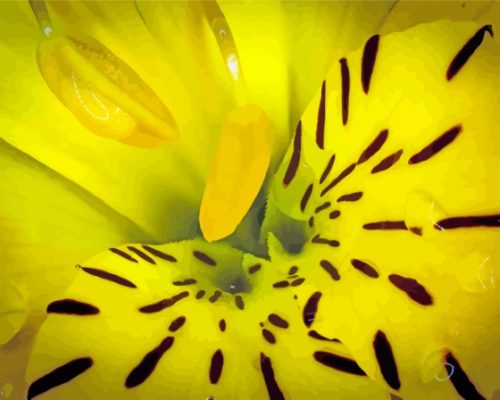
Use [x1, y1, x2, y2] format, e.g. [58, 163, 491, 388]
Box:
[37, 33, 178, 147]
[200, 105, 273, 242]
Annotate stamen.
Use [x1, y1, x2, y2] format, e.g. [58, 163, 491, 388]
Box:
[36, 29, 178, 147]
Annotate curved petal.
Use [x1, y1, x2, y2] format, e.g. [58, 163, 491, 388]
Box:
[0, 138, 153, 396]
[268, 20, 500, 399]
[26, 239, 391, 399]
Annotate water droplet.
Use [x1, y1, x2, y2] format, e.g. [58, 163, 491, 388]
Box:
[405, 192, 448, 232]
[0, 382, 14, 398]
[210, 18, 233, 40]
[456, 252, 495, 293]
[421, 350, 449, 383]
[435, 363, 454, 381]
[43, 26, 53, 37]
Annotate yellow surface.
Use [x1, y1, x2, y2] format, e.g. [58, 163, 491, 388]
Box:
[25, 20, 500, 400]
[200, 105, 273, 242]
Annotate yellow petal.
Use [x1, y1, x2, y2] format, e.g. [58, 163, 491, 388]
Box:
[200, 105, 273, 241]
[270, 20, 500, 399]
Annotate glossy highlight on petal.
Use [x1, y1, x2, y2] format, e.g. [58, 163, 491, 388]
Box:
[37, 33, 178, 147]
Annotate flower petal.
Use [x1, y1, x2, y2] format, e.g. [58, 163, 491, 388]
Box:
[26, 239, 391, 399]
[0, 138, 153, 395]
[268, 20, 500, 399]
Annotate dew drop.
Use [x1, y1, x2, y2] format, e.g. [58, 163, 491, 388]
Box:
[421, 350, 450, 383]
[478, 256, 495, 291]
[405, 192, 448, 231]
[456, 252, 495, 293]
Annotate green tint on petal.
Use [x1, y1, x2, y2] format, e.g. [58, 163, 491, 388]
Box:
[267, 20, 500, 399]
[27, 239, 391, 399]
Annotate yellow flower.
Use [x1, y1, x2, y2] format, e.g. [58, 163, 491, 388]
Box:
[1, 1, 500, 399]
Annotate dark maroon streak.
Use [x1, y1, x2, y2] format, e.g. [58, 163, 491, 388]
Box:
[308, 330, 341, 342]
[209, 350, 224, 384]
[314, 351, 367, 376]
[320, 260, 341, 281]
[249, 263, 262, 274]
[300, 184, 314, 212]
[268, 314, 289, 329]
[139, 292, 189, 313]
[235, 295, 245, 310]
[409, 227, 423, 236]
[340, 58, 350, 125]
[196, 290, 206, 299]
[273, 280, 290, 289]
[262, 329, 277, 344]
[311, 234, 340, 247]
[337, 192, 363, 203]
[172, 279, 197, 286]
[193, 250, 217, 266]
[81, 266, 137, 288]
[209, 290, 222, 303]
[125, 337, 174, 388]
[388, 274, 433, 306]
[109, 247, 137, 263]
[373, 330, 401, 390]
[127, 246, 156, 264]
[362, 34, 380, 94]
[288, 266, 299, 276]
[445, 352, 486, 399]
[309, 217, 315, 228]
[168, 316, 186, 332]
[363, 221, 408, 230]
[321, 163, 356, 197]
[28, 358, 93, 400]
[371, 149, 403, 174]
[316, 80, 326, 149]
[408, 125, 462, 165]
[260, 353, 285, 400]
[291, 278, 305, 287]
[447, 25, 494, 81]
[283, 121, 302, 186]
[320, 154, 336, 184]
[329, 210, 341, 219]
[303, 291, 322, 328]
[142, 245, 177, 263]
[47, 299, 99, 316]
[315, 202, 331, 214]
[219, 319, 226, 332]
[351, 259, 379, 278]
[358, 129, 389, 165]
[435, 214, 500, 230]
